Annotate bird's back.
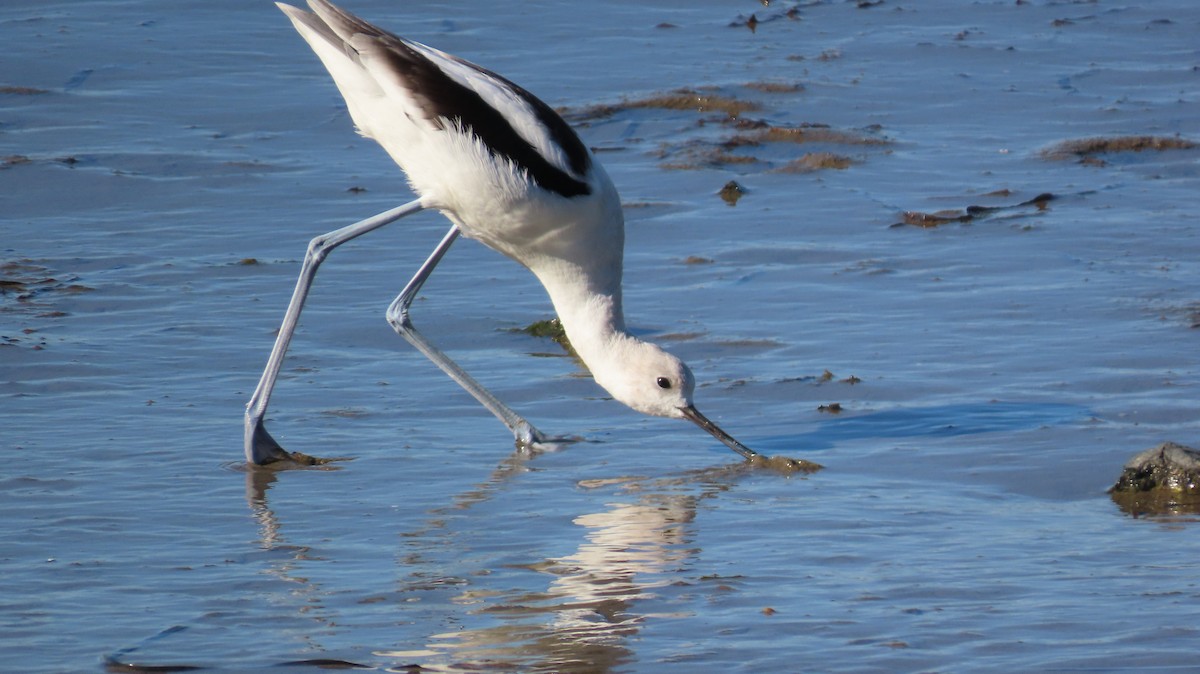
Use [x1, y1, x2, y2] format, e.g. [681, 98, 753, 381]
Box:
[279, 0, 626, 315]
[278, 2, 600, 210]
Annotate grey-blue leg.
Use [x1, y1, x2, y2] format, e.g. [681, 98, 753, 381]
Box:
[385, 224, 548, 448]
[244, 199, 426, 465]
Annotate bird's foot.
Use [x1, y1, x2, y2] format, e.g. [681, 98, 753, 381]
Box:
[245, 418, 337, 468]
[513, 421, 581, 455]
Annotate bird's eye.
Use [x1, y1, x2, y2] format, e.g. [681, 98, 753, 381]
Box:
[656, 377, 672, 389]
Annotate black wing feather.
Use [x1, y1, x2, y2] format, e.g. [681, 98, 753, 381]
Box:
[311, 0, 591, 198]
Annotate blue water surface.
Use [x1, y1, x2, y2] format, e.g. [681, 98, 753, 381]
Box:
[3, 1, 1199, 672]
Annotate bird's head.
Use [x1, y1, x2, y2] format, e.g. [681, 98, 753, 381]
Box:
[592, 339, 759, 460]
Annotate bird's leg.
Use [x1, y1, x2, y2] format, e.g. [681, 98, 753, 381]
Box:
[386, 225, 549, 449]
[244, 199, 427, 466]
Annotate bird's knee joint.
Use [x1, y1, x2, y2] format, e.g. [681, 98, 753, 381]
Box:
[386, 307, 414, 333]
[306, 236, 331, 262]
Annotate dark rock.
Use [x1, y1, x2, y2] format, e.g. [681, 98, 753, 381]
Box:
[1110, 442, 1200, 516]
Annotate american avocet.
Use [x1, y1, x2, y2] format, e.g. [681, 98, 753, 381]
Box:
[246, 0, 766, 466]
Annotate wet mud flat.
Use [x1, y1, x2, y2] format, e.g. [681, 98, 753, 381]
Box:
[3, 0, 1200, 673]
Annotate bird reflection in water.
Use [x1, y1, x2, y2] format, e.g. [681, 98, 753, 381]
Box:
[244, 451, 755, 672]
[407, 494, 696, 672]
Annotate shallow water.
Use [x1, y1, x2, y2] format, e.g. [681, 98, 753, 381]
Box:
[3, 0, 1199, 672]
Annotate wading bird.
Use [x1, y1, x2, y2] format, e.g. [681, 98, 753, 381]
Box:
[246, 0, 777, 467]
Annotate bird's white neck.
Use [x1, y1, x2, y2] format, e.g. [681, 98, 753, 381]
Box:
[532, 259, 638, 386]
